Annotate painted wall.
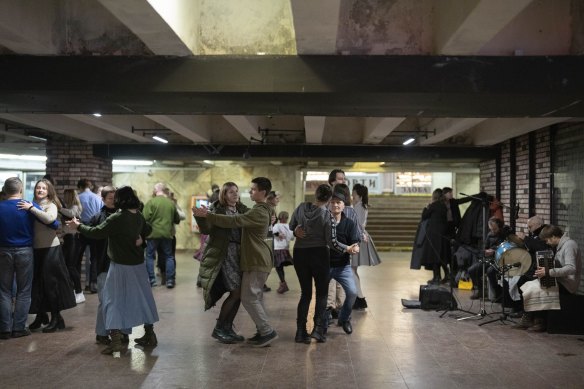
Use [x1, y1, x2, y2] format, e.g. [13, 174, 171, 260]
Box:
[113, 163, 303, 250]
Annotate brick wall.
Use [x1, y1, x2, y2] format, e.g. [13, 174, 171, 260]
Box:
[45, 141, 113, 195]
[479, 128, 552, 235]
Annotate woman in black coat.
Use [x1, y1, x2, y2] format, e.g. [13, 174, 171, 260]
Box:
[411, 189, 448, 284]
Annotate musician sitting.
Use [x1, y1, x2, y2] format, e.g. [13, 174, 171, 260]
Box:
[518, 225, 582, 332]
[468, 217, 512, 300]
[507, 216, 550, 317]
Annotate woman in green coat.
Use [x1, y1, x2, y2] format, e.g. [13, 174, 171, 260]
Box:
[195, 182, 249, 344]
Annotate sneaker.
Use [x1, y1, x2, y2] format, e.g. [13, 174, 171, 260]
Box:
[166, 280, 175, 289]
[251, 330, 278, 348]
[246, 332, 262, 343]
[75, 292, 86, 304]
[150, 279, 158, 287]
[262, 284, 271, 292]
[0, 332, 11, 340]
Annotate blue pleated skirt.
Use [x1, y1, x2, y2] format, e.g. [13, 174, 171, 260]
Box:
[102, 261, 159, 330]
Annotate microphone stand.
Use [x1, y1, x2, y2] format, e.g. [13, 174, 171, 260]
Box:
[479, 262, 519, 326]
[458, 193, 490, 321]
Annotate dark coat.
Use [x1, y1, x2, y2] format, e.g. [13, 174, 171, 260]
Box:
[410, 201, 447, 269]
[195, 200, 249, 310]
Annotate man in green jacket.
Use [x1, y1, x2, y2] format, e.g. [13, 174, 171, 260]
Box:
[143, 183, 181, 288]
[192, 177, 277, 347]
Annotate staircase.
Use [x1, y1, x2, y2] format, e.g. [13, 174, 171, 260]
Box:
[366, 195, 430, 251]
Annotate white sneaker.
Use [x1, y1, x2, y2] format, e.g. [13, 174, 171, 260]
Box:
[75, 292, 86, 304]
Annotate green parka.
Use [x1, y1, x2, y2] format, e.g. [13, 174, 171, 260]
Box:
[195, 201, 249, 310]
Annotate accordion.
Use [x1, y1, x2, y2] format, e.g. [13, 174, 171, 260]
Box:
[536, 250, 556, 288]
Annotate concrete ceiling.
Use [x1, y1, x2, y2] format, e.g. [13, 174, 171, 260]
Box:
[0, 0, 583, 161]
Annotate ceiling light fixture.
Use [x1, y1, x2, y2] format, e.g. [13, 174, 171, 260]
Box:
[112, 159, 154, 166]
[152, 135, 168, 144]
[403, 137, 415, 146]
[27, 135, 47, 142]
[92, 113, 102, 117]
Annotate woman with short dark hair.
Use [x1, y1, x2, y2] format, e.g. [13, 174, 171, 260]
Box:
[68, 186, 159, 356]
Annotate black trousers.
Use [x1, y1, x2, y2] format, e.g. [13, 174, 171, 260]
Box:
[293, 246, 330, 328]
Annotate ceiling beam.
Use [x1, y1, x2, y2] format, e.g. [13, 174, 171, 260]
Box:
[146, 115, 210, 143]
[94, 143, 497, 162]
[435, 0, 534, 55]
[419, 118, 487, 145]
[468, 117, 572, 146]
[290, 0, 341, 54]
[0, 114, 112, 142]
[304, 116, 326, 144]
[64, 115, 152, 143]
[97, 0, 193, 56]
[223, 115, 259, 141]
[1, 56, 584, 117]
[363, 117, 406, 144]
[0, 1, 58, 54]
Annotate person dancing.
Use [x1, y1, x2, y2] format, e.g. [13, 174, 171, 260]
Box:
[194, 182, 249, 344]
[18, 179, 76, 333]
[351, 184, 381, 310]
[68, 187, 159, 356]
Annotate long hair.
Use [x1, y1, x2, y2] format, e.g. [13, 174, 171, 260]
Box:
[63, 188, 82, 213]
[34, 179, 62, 210]
[353, 183, 369, 209]
[218, 182, 238, 207]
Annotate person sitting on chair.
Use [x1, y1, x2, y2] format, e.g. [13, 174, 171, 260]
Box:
[507, 216, 550, 319]
[467, 217, 512, 300]
[518, 225, 582, 332]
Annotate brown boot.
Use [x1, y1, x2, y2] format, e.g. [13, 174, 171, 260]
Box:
[277, 281, 289, 294]
[512, 312, 534, 329]
[101, 330, 122, 355]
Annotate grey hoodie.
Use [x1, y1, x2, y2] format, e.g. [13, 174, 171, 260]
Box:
[289, 202, 346, 252]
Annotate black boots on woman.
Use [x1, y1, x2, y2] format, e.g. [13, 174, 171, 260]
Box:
[42, 312, 65, 333]
[135, 324, 158, 347]
[28, 312, 49, 330]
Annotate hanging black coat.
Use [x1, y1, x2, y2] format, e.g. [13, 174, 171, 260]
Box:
[410, 201, 447, 270]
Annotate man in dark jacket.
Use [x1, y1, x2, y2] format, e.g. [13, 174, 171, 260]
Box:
[324, 192, 361, 335]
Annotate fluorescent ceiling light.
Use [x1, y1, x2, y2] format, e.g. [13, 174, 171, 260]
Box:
[28, 135, 47, 142]
[152, 135, 168, 144]
[203, 160, 214, 164]
[0, 153, 47, 161]
[92, 113, 102, 117]
[112, 159, 153, 166]
[403, 137, 415, 145]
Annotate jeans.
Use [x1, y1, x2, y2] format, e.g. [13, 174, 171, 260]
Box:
[327, 265, 357, 323]
[240, 271, 272, 336]
[293, 246, 330, 328]
[0, 246, 34, 332]
[145, 239, 175, 283]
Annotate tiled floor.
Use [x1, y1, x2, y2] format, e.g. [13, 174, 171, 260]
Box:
[2, 251, 584, 389]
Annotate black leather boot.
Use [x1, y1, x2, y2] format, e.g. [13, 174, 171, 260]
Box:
[42, 312, 65, 333]
[295, 328, 311, 344]
[135, 324, 158, 347]
[224, 322, 244, 342]
[29, 312, 49, 331]
[211, 320, 236, 344]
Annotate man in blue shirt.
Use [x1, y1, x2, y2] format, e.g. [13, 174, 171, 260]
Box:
[76, 179, 103, 293]
[0, 177, 37, 338]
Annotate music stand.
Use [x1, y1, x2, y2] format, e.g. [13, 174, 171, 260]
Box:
[458, 193, 490, 321]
